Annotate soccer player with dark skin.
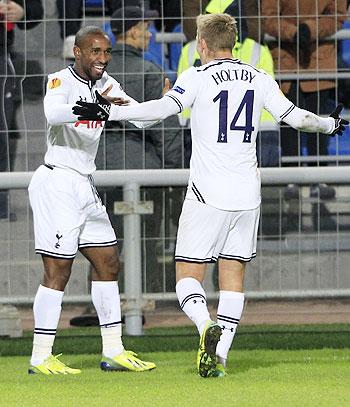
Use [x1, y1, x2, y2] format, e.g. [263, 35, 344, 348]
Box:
[28, 27, 155, 375]
[42, 29, 115, 290]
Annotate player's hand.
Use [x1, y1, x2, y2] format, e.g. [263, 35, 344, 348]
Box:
[329, 104, 349, 136]
[162, 77, 171, 96]
[0, 1, 25, 22]
[72, 90, 111, 121]
[101, 84, 130, 105]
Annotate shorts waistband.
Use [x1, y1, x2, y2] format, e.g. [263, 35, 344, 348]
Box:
[43, 163, 92, 179]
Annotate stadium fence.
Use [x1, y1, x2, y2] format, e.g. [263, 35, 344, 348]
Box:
[1, 168, 350, 334]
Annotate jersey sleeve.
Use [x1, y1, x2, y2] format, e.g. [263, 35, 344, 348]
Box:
[263, 75, 296, 123]
[164, 66, 200, 113]
[44, 74, 78, 124]
[263, 74, 334, 134]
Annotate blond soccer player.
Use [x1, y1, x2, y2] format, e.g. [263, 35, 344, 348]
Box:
[73, 14, 348, 377]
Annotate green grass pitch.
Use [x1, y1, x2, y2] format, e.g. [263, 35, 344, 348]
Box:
[1, 325, 350, 406]
[0, 349, 349, 406]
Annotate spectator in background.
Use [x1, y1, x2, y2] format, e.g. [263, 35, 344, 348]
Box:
[100, 4, 183, 291]
[0, 0, 43, 220]
[57, 0, 83, 59]
[180, 0, 254, 43]
[262, 1, 347, 196]
[182, 0, 210, 42]
[244, 0, 264, 43]
[262, 0, 347, 231]
[149, 0, 181, 33]
[57, 0, 114, 59]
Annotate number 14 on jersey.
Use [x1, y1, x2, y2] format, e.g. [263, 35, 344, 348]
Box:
[213, 89, 254, 143]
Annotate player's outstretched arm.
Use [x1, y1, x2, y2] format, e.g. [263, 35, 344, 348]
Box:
[73, 92, 179, 122]
[282, 104, 349, 136]
[110, 96, 179, 122]
[264, 75, 349, 136]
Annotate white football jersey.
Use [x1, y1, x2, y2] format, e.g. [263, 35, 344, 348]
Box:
[165, 58, 294, 211]
[44, 65, 132, 175]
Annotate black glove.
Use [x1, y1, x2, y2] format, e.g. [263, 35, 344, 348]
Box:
[293, 23, 311, 49]
[72, 91, 111, 121]
[329, 104, 349, 136]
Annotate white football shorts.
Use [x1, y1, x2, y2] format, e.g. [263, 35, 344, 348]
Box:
[28, 164, 117, 259]
[175, 199, 260, 263]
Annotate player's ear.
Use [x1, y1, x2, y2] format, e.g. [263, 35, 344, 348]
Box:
[196, 38, 204, 55]
[129, 23, 141, 40]
[73, 45, 81, 59]
[200, 38, 208, 51]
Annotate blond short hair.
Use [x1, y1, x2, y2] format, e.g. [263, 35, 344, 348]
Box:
[196, 13, 237, 51]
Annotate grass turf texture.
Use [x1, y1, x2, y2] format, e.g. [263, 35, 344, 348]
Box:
[0, 349, 349, 406]
[1, 324, 350, 356]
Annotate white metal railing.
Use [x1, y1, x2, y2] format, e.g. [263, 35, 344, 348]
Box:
[1, 166, 350, 189]
[1, 167, 350, 334]
[281, 155, 350, 163]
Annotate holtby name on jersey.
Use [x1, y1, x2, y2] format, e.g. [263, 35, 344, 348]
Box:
[211, 68, 256, 86]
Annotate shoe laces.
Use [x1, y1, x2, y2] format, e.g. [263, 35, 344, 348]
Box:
[46, 354, 69, 370]
[123, 350, 153, 367]
[124, 350, 138, 359]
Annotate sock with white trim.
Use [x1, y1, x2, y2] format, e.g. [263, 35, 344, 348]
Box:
[91, 281, 124, 358]
[30, 284, 64, 366]
[216, 291, 245, 365]
[176, 277, 211, 335]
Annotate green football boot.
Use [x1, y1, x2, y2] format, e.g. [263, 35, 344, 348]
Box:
[207, 363, 226, 378]
[100, 350, 156, 372]
[197, 320, 222, 378]
[28, 354, 81, 375]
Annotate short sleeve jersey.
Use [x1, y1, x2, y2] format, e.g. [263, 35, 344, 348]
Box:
[165, 58, 294, 211]
[44, 65, 130, 175]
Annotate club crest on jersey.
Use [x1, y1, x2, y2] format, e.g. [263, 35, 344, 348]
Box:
[173, 86, 185, 94]
[48, 78, 62, 89]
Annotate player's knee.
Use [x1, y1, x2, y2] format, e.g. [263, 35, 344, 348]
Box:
[43, 268, 71, 291]
[176, 261, 205, 283]
[42, 256, 72, 290]
[95, 252, 120, 280]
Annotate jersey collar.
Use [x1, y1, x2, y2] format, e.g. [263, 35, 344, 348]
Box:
[68, 65, 95, 88]
[213, 58, 239, 62]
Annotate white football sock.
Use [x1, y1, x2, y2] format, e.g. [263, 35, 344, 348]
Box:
[176, 277, 210, 335]
[216, 290, 245, 363]
[91, 281, 124, 358]
[30, 284, 64, 366]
